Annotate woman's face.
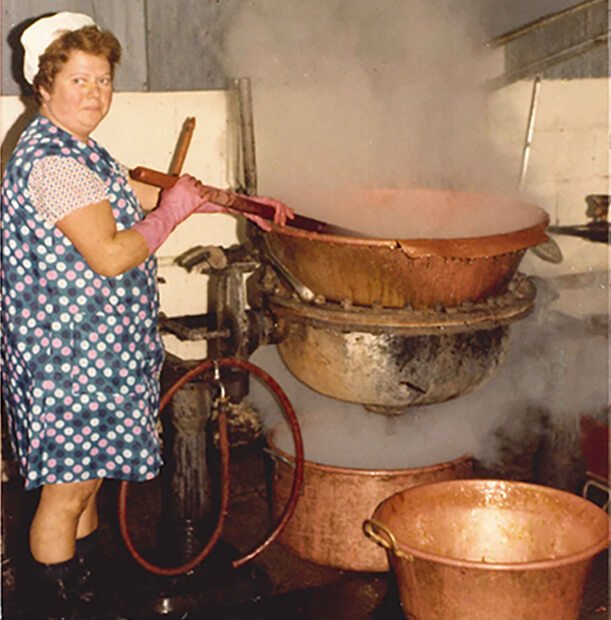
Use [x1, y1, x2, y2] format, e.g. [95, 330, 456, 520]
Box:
[39, 50, 113, 142]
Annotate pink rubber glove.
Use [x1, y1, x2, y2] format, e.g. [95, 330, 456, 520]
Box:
[133, 175, 209, 253]
[195, 194, 295, 231]
[242, 195, 295, 230]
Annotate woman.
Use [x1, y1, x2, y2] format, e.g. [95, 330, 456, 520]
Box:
[1, 11, 291, 619]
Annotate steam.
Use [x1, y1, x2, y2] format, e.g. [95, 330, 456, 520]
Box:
[247, 281, 607, 470]
[218, 0, 516, 231]
[216, 2, 606, 471]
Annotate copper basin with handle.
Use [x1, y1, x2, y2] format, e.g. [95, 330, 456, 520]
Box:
[264, 188, 549, 309]
[365, 479, 610, 619]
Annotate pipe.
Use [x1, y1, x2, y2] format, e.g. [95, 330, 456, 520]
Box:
[516, 76, 564, 265]
[262, 235, 316, 303]
[518, 75, 541, 191]
[158, 315, 231, 342]
[118, 357, 304, 576]
[234, 77, 258, 196]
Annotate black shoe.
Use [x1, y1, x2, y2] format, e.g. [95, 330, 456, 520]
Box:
[33, 556, 83, 620]
[75, 530, 130, 620]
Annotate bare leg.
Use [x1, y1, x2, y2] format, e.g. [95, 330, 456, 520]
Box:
[76, 491, 100, 540]
[30, 479, 103, 564]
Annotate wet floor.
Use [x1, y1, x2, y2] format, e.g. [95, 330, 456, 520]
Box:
[2, 445, 608, 619]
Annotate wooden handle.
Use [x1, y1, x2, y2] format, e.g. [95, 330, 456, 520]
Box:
[130, 166, 179, 189]
[129, 166, 274, 217]
[128, 166, 362, 236]
[168, 117, 196, 176]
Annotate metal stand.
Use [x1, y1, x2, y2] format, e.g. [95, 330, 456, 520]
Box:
[122, 247, 275, 616]
[119, 352, 270, 618]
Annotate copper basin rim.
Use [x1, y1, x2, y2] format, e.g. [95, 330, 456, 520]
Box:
[269, 189, 550, 258]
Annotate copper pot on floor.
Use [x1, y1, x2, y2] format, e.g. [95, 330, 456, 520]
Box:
[268, 437, 472, 572]
[365, 479, 610, 620]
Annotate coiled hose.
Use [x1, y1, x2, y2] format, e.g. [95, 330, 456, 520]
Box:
[117, 357, 304, 576]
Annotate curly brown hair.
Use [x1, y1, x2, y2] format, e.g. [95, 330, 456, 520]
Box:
[33, 25, 121, 104]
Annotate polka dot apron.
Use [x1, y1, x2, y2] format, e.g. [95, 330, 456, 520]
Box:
[1, 115, 163, 490]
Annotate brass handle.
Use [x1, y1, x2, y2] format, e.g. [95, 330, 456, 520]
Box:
[263, 446, 294, 468]
[363, 518, 413, 562]
[530, 238, 563, 264]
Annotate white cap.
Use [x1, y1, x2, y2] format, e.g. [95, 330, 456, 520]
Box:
[21, 12, 96, 84]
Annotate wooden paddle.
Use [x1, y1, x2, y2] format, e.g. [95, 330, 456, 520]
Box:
[129, 166, 364, 237]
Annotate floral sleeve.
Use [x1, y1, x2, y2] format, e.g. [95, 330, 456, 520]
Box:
[28, 155, 107, 224]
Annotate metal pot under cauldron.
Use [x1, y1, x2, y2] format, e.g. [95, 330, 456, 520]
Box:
[256, 272, 536, 413]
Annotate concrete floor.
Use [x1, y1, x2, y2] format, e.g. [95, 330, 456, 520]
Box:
[2, 445, 609, 619]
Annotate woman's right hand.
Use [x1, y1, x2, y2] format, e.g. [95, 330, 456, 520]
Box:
[157, 174, 212, 223]
[132, 174, 225, 256]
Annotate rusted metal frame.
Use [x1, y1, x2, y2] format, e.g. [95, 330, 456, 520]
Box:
[487, 0, 604, 48]
[158, 316, 230, 341]
[488, 32, 609, 90]
[268, 275, 536, 335]
[274, 306, 532, 337]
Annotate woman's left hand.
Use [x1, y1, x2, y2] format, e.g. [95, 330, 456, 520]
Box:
[195, 192, 295, 231]
[241, 195, 295, 230]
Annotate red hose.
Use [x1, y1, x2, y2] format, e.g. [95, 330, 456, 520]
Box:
[117, 357, 304, 576]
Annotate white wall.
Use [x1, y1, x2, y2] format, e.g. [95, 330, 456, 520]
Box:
[487, 77, 608, 317]
[95, 91, 244, 318]
[489, 79, 608, 226]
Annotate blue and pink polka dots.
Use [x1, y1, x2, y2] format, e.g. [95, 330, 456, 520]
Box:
[1, 115, 163, 490]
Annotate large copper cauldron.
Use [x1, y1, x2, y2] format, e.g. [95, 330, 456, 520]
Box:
[268, 436, 472, 572]
[264, 189, 549, 309]
[365, 479, 610, 620]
